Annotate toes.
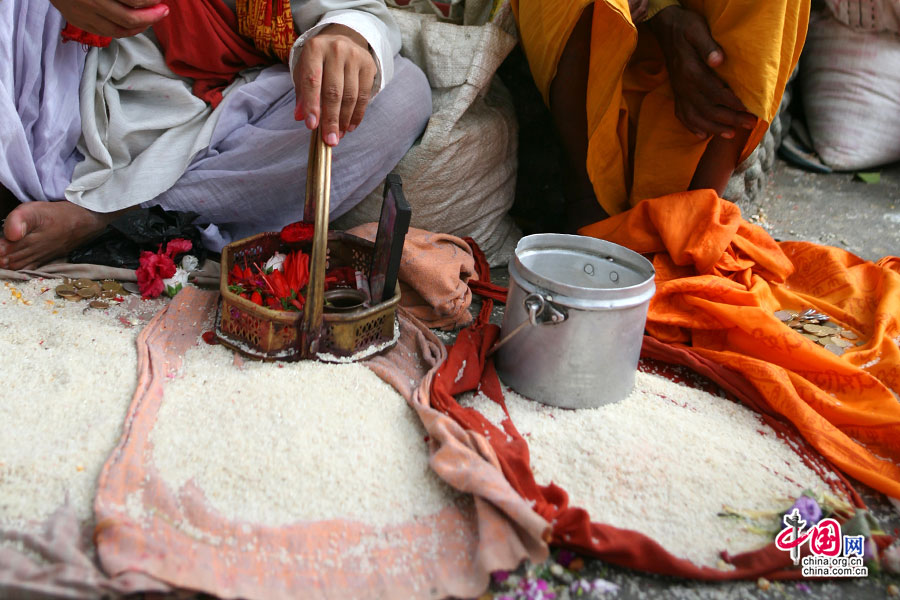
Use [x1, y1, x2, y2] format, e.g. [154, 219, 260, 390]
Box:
[3, 203, 41, 243]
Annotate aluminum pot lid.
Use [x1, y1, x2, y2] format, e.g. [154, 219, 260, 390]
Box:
[511, 234, 655, 307]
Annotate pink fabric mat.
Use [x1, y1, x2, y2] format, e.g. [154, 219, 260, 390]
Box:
[90, 287, 547, 599]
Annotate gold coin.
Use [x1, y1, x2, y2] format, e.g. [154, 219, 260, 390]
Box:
[819, 321, 840, 330]
[55, 284, 77, 298]
[89, 300, 109, 309]
[841, 330, 859, 340]
[831, 337, 853, 349]
[74, 278, 94, 289]
[801, 333, 819, 342]
[101, 280, 119, 291]
[76, 287, 98, 299]
[802, 323, 822, 334]
[816, 337, 829, 346]
[100, 290, 119, 300]
[774, 310, 793, 322]
[824, 343, 844, 356]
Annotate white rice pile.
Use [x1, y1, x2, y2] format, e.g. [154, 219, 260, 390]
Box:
[459, 371, 832, 569]
[0, 279, 166, 540]
[149, 342, 459, 528]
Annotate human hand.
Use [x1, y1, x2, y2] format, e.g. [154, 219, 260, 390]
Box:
[50, 0, 169, 38]
[649, 6, 757, 139]
[294, 24, 377, 147]
[629, 0, 649, 23]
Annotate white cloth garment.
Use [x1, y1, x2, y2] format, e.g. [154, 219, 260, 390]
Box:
[0, 0, 85, 202]
[0, 0, 430, 254]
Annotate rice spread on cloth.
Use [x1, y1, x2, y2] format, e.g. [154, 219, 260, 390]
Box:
[459, 370, 836, 569]
[0, 279, 166, 551]
[148, 342, 461, 528]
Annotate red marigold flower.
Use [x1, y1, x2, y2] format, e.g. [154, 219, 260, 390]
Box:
[280, 222, 315, 244]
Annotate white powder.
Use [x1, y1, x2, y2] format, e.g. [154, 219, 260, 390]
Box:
[460, 371, 834, 569]
[150, 343, 459, 528]
[0, 279, 166, 537]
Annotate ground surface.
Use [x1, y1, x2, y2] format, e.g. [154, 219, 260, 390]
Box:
[485, 49, 900, 600]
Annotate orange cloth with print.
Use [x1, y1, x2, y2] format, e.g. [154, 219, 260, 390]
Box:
[582, 191, 900, 500]
[510, 0, 810, 216]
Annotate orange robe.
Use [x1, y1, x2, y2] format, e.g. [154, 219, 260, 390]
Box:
[511, 0, 810, 219]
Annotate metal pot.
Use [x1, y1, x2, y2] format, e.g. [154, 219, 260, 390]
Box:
[495, 234, 655, 410]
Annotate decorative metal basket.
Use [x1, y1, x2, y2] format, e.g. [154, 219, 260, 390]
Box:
[214, 130, 400, 361]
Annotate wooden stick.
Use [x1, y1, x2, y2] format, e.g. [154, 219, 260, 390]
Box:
[300, 128, 331, 357]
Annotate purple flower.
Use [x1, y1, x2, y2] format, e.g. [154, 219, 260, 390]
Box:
[492, 570, 510, 585]
[556, 549, 576, 567]
[518, 578, 555, 600]
[590, 579, 620, 594]
[796, 582, 811, 593]
[787, 496, 822, 526]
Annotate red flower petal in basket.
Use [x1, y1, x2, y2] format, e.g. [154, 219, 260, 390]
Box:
[136, 251, 177, 299]
[287, 250, 310, 292]
[280, 222, 315, 244]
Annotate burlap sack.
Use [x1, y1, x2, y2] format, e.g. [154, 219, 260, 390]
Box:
[825, 0, 900, 33]
[334, 4, 522, 267]
[802, 14, 900, 170]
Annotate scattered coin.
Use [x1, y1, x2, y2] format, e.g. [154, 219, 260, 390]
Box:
[55, 284, 77, 298]
[775, 307, 863, 352]
[824, 343, 844, 356]
[76, 287, 98, 299]
[831, 337, 853, 349]
[121, 282, 140, 295]
[89, 300, 110, 309]
[74, 278, 94, 289]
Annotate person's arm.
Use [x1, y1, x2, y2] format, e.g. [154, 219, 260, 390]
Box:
[645, 0, 679, 21]
[648, 4, 757, 139]
[49, 0, 168, 37]
[290, 0, 401, 146]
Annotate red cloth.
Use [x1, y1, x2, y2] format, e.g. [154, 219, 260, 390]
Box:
[151, 0, 271, 107]
[429, 240, 869, 580]
[61, 0, 273, 107]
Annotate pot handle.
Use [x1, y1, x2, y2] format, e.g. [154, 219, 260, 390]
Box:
[487, 292, 567, 357]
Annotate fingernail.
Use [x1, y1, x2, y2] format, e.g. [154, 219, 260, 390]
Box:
[339, 131, 345, 139]
[19, 223, 27, 237]
[306, 114, 318, 130]
[721, 131, 734, 139]
[708, 50, 723, 65]
[695, 132, 707, 139]
[347, 124, 356, 133]
[161, 5, 170, 16]
[325, 133, 339, 146]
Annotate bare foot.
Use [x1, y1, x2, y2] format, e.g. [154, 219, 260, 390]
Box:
[0, 201, 121, 270]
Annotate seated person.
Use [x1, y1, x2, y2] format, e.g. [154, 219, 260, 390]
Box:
[511, 0, 809, 232]
[0, 0, 431, 270]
